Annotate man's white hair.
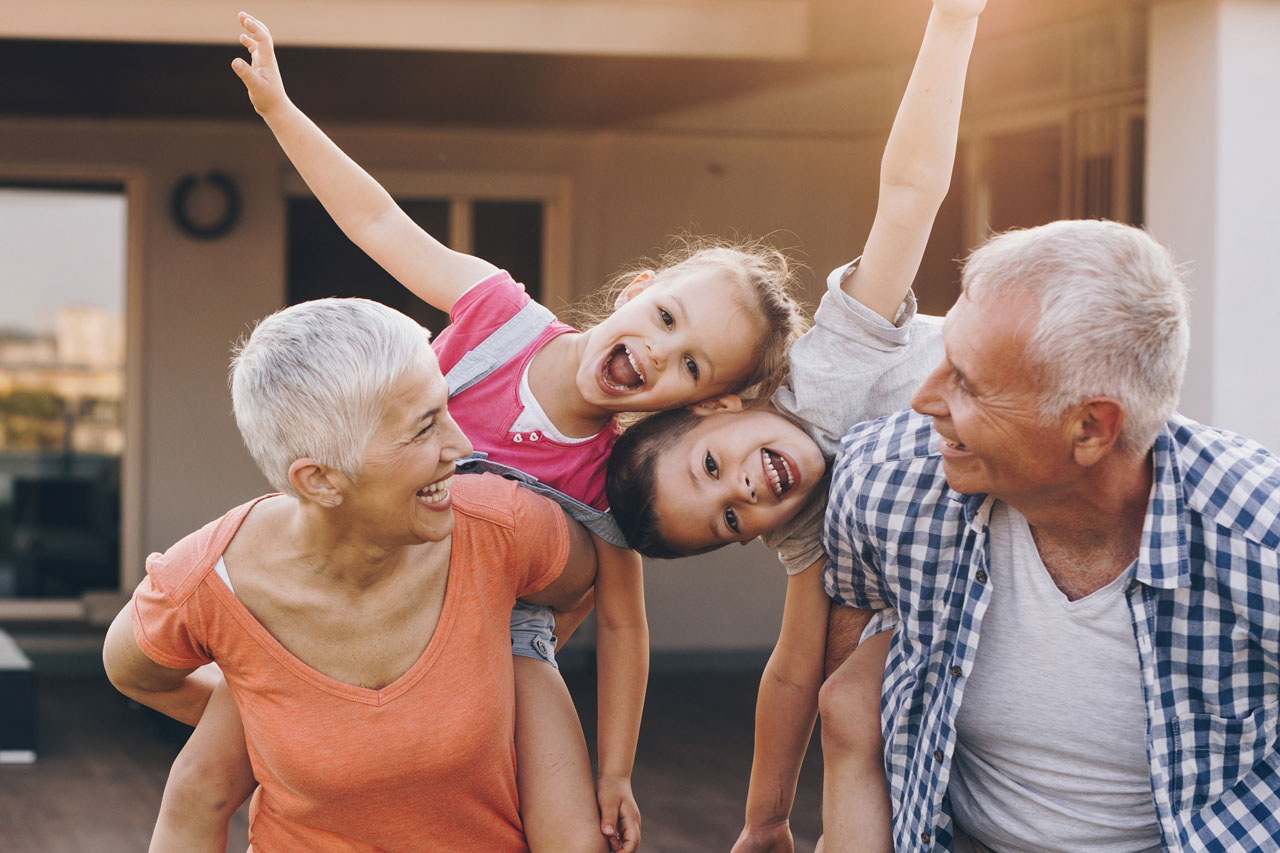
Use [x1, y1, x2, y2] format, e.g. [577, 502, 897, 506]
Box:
[962, 220, 1189, 454]
[230, 298, 434, 497]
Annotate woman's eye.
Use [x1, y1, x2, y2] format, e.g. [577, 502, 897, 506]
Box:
[415, 423, 434, 439]
[703, 451, 718, 477]
[659, 308, 673, 328]
[725, 507, 740, 534]
[684, 356, 700, 380]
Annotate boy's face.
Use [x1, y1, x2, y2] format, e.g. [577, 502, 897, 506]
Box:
[650, 408, 826, 551]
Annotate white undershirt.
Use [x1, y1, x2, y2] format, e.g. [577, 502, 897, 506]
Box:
[948, 502, 1161, 853]
[510, 366, 595, 444]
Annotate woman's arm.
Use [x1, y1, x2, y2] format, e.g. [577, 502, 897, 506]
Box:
[591, 540, 648, 852]
[102, 603, 220, 726]
[846, 0, 985, 320]
[232, 12, 495, 313]
[731, 558, 831, 853]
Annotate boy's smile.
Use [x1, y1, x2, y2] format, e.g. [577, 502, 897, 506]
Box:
[650, 407, 826, 551]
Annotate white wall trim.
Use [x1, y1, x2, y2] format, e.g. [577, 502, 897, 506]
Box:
[2, 0, 811, 60]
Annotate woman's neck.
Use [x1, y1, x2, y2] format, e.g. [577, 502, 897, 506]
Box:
[527, 331, 614, 438]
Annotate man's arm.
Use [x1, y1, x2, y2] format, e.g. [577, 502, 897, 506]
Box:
[102, 602, 221, 726]
[232, 13, 495, 314]
[846, 0, 985, 321]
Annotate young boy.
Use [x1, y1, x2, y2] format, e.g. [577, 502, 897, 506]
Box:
[605, 1, 987, 849]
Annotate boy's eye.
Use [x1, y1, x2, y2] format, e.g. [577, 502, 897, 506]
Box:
[725, 507, 740, 535]
[684, 356, 700, 380]
[659, 308, 674, 329]
[703, 451, 718, 478]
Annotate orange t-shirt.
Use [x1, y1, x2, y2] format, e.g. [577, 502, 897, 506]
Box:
[131, 474, 568, 853]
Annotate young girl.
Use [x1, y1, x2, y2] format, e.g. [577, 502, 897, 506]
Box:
[148, 11, 808, 853]
[605, 1, 986, 850]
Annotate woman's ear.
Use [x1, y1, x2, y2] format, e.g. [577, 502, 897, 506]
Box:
[288, 457, 344, 507]
[614, 271, 655, 309]
[689, 394, 744, 416]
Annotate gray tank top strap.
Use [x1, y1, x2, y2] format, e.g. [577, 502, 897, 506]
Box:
[443, 299, 557, 396]
[455, 453, 628, 549]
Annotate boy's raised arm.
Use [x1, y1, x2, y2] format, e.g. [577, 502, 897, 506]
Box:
[232, 12, 496, 314]
[846, 0, 985, 321]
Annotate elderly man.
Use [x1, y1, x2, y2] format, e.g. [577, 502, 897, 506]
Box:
[819, 219, 1280, 852]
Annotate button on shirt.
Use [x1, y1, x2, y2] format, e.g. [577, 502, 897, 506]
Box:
[822, 410, 1280, 852]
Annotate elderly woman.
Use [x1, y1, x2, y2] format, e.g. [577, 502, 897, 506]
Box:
[103, 297, 597, 851]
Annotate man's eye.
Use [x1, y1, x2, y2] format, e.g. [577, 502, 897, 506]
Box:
[725, 507, 740, 534]
[659, 308, 674, 328]
[703, 452, 718, 477]
[684, 356, 700, 381]
[415, 423, 434, 438]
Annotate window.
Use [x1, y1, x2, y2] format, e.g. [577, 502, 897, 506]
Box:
[0, 185, 127, 599]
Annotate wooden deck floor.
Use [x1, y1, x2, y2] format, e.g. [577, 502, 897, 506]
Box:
[0, 665, 823, 852]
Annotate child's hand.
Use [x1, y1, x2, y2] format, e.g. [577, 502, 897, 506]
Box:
[230, 12, 290, 117]
[933, 0, 987, 21]
[731, 821, 794, 853]
[597, 775, 641, 853]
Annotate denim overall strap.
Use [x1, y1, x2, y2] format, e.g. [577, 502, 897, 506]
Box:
[454, 454, 628, 549]
[443, 300, 557, 396]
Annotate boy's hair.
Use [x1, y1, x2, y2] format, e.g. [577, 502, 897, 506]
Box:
[606, 407, 723, 559]
[573, 235, 811, 405]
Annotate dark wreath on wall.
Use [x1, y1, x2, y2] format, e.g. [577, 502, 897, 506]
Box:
[170, 171, 241, 240]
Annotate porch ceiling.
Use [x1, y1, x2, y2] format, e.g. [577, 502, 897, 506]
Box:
[0, 39, 820, 128]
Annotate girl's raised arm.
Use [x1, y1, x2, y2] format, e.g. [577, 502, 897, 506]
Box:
[232, 12, 496, 314]
[846, 0, 985, 321]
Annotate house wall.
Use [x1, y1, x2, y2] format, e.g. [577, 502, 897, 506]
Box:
[0, 115, 883, 652]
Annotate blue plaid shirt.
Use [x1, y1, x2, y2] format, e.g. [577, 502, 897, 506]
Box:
[823, 409, 1280, 852]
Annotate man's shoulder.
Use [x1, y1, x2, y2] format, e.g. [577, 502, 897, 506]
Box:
[1166, 414, 1280, 548]
[827, 409, 956, 532]
[836, 408, 939, 471]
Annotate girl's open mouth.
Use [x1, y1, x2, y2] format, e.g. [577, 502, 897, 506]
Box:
[600, 344, 646, 393]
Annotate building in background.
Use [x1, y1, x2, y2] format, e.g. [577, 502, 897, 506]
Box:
[0, 0, 1275, 659]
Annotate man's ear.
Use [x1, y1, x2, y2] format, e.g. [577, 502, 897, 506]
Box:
[1073, 398, 1124, 467]
[288, 456, 345, 506]
[614, 271, 655, 309]
[688, 394, 744, 416]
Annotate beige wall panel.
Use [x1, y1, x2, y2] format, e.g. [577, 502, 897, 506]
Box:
[0, 115, 880, 650]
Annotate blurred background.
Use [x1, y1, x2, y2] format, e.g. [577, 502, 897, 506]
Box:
[0, 0, 1276, 849]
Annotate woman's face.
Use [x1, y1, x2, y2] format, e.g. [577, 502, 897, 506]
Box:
[649, 408, 826, 552]
[342, 349, 473, 546]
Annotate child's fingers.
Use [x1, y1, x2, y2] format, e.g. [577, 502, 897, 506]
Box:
[240, 33, 258, 52]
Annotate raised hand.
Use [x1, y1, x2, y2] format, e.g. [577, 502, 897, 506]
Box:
[230, 12, 290, 117]
[933, 0, 987, 21]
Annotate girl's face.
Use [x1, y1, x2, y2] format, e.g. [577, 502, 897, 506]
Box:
[575, 268, 765, 413]
[649, 406, 826, 551]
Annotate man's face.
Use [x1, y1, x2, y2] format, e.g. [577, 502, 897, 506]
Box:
[910, 290, 1078, 506]
[650, 407, 827, 552]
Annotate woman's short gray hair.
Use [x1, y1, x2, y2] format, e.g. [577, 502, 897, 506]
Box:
[230, 298, 434, 496]
[962, 220, 1189, 454]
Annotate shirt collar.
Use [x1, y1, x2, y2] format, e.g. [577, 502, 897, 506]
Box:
[1132, 420, 1191, 589]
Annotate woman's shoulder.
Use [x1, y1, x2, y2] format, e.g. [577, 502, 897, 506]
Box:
[144, 495, 276, 603]
[451, 474, 566, 537]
